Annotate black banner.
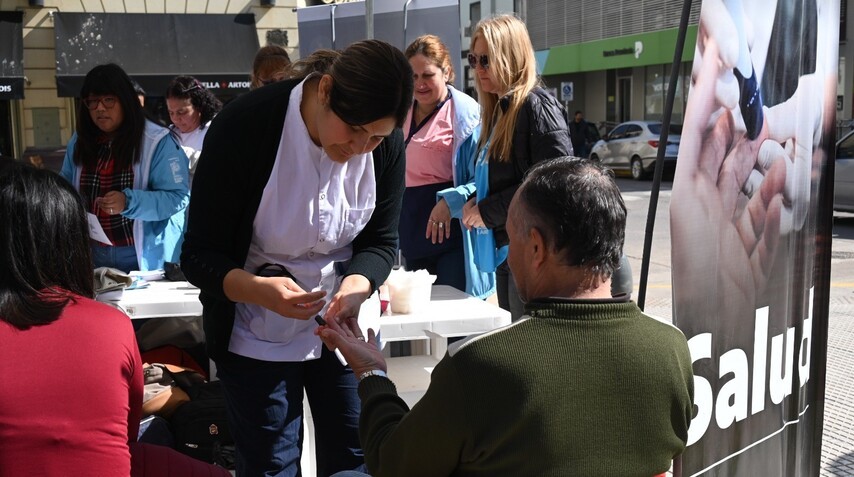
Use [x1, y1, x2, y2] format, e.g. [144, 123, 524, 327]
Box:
[0, 11, 24, 100]
[53, 13, 259, 97]
[671, 0, 838, 474]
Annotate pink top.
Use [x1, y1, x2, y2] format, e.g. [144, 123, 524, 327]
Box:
[403, 98, 455, 187]
[0, 295, 143, 476]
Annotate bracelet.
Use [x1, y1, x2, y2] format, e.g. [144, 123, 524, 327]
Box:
[358, 369, 388, 381]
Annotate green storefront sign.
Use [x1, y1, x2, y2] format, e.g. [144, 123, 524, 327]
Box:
[542, 25, 698, 75]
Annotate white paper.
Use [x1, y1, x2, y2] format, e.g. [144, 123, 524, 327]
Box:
[129, 270, 165, 282]
[87, 213, 113, 245]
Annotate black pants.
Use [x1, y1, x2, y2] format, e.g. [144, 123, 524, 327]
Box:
[496, 261, 525, 322]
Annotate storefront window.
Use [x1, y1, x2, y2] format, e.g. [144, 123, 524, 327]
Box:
[645, 65, 665, 120]
[645, 62, 692, 123]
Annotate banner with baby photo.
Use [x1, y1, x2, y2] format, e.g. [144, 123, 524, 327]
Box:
[670, 0, 838, 475]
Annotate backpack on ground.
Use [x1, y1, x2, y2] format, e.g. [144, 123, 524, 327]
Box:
[168, 379, 234, 469]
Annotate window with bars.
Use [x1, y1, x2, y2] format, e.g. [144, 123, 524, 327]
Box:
[527, 0, 702, 51]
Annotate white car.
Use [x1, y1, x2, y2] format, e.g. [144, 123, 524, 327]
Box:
[589, 121, 681, 180]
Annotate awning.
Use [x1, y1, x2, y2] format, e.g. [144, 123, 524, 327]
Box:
[54, 13, 260, 97]
[542, 25, 698, 76]
[0, 11, 25, 100]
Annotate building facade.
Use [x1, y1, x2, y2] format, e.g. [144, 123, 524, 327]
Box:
[462, 0, 850, 135]
[0, 0, 303, 162]
[526, 0, 701, 130]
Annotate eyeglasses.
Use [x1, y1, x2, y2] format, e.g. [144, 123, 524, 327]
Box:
[83, 97, 118, 110]
[467, 53, 489, 70]
[179, 83, 202, 95]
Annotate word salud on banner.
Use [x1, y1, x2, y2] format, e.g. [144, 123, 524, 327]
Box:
[686, 289, 815, 446]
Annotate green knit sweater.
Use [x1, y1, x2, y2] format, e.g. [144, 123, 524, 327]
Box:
[358, 298, 694, 477]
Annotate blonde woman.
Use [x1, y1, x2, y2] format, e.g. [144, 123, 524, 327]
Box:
[461, 14, 572, 320]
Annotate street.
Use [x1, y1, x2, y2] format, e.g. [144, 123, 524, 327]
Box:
[615, 177, 854, 476]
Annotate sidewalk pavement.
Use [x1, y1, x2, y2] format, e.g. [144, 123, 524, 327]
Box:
[818, 296, 854, 476]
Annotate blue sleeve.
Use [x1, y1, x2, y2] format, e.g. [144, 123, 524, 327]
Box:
[122, 134, 190, 221]
[59, 134, 78, 185]
[436, 126, 480, 219]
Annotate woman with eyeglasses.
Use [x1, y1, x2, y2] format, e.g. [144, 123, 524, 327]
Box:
[399, 34, 495, 299]
[60, 63, 190, 273]
[165, 76, 222, 184]
[462, 14, 572, 321]
[181, 40, 413, 477]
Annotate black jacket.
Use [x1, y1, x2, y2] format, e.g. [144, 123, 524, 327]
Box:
[568, 118, 597, 152]
[181, 79, 406, 362]
[480, 87, 573, 247]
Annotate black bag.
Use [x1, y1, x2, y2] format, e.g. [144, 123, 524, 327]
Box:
[138, 415, 174, 447]
[168, 380, 235, 468]
[164, 261, 187, 281]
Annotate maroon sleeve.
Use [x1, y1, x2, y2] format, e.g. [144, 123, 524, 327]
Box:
[126, 336, 144, 443]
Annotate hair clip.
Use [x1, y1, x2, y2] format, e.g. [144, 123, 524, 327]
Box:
[180, 80, 203, 95]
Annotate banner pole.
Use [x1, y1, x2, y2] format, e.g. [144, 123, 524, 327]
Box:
[637, 0, 693, 310]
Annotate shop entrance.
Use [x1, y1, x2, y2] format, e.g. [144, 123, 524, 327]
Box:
[618, 76, 632, 122]
[0, 101, 12, 157]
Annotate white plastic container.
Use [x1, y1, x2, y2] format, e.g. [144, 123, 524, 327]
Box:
[386, 268, 436, 314]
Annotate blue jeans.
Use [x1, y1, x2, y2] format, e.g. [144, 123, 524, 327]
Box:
[91, 244, 138, 273]
[216, 347, 365, 477]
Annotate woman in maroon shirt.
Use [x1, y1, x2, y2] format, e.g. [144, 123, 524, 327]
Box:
[0, 163, 143, 476]
[0, 162, 231, 476]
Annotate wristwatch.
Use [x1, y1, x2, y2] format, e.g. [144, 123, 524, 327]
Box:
[358, 369, 388, 381]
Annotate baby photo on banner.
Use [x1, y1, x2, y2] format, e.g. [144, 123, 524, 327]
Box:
[670, 0, 839, 475]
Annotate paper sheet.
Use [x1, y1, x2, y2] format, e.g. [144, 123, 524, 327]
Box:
[87, 213, 113, 245]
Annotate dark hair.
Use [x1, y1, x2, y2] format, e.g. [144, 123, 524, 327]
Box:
[74, 63, 146, 170]
[132, 80, 146, 97]
[0, 155, 16, 174]
[575, 110, 583, 116]
[285, 49, 339, 80]
[291, 40, 413, 128]
[516, 157, 626, 279]
[251, 45, 292, 90]
[0, 162, 94, 330]
[165, 75, 223, 127]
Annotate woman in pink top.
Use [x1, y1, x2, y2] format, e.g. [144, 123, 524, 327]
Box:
[400, 35, 495, 298]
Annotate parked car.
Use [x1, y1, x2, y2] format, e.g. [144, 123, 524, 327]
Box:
[589, 121, 681, 180]
[835, 129, 854, 212]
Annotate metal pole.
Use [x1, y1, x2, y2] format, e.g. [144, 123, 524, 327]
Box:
[403, 0, 413, 48]
[330, 4, 337, 50]
[365, 0, 374, 40]
[636, 0, 693, 311]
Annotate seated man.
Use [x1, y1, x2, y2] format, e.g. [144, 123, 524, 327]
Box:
[317, 157, 694, 477]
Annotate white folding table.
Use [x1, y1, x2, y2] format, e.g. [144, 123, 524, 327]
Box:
[109, 282, 511, 358]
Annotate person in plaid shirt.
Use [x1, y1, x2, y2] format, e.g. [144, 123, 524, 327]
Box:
[61, 64, 189, 273]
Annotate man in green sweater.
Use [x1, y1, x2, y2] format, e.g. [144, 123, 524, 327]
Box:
[317, 157, 694, 477]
